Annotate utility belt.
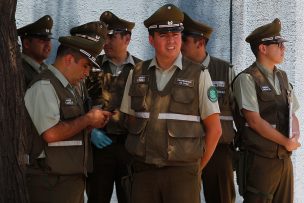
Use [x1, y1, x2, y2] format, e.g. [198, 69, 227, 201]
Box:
[107, 133, 127, 144]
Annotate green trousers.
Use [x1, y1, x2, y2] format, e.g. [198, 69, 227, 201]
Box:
[131, 162, 201, 203]
[27, 173, 85, 203]
[202, 144, 236, 203]
[244, 153, 293, 203]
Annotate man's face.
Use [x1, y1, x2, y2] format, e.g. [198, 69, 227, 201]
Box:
[181, 35, 200, 61]
[262, 42, 285, 64]
[104, 32, 130, 58]
[149, 31, 182, 61]
[68, 56, 92, 86]
[23, 37, 52, 63]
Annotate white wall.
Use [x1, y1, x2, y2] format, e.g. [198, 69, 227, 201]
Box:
[16, 0, 304, 202]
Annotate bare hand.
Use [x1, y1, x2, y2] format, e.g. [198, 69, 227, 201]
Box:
[86, 108, 112, 128]
[285, 137, 301, 151]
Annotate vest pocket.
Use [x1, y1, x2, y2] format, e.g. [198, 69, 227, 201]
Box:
[167, 120, 204, 162]
[129, 84, 148, 111]
[61, 105, 81, 120]
[125, 117, 147, 157]
[170, 87, 195, 114]
[45, 140, 84, 175]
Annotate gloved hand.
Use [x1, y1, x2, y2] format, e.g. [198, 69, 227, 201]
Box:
[91, 128, 112, 149]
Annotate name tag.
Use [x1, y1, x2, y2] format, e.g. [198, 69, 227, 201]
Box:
[65, 98, 74, 105]
[261, 86, 272, 92]
[175, 78, 194, 87]
[135, 75, 149, 83]
[213, 81, 225, 87]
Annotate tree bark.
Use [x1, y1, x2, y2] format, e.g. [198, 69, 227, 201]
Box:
[0, 0, 29, 202]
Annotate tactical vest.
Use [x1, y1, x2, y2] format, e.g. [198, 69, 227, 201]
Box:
[22, 58, 39, 87]
[207, 56, 235, 144]
[88, 54, 141, 135]
[126, 57, 205, 166]
[28, 70, 92, 175]
[234, 63, 290, 159]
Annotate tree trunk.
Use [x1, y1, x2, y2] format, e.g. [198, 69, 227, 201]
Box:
[0, 0, 29, 202]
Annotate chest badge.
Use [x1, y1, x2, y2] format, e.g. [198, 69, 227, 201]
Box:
[135, 75, 149, 83]
[261, 86, 272, 92]
[175, 78, 194, 87]
[208, 86, 218, 103]
[65, 98, 74, 105]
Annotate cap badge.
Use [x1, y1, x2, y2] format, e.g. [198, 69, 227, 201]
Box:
[167, 5, 172, 9]
[46, 29, 50, 33]
[168, 21, 173, 26]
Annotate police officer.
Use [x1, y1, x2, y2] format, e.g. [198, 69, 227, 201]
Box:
[233, 18, 301, 203]
[86, 12, 141, 203]
[181, 12, 236, 203]
[24, 33, 112, 203]
[120, 4, 222, 203]
[70, 21, 107, 110]
[18, 15, 53, 86]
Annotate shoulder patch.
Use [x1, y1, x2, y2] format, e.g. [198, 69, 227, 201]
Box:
[207, 86, 218, 103]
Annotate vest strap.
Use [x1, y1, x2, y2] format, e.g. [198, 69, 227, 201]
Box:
[220, 115, 233, 121]
[158, 113, 200, 122]
[48, 140, 83, 147]
[245, 123, 276, 128]
[134, 112, 201, 122]
[134, 112, 150, 118]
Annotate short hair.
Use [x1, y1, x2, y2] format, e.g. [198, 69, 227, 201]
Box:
[56, 44, 84, 62]
[249, 43, 259, 58]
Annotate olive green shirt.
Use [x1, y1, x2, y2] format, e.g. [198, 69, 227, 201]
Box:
[120, 53, 220, 120]
[233, 61, 299, 113]
[25, 64, 77, 135]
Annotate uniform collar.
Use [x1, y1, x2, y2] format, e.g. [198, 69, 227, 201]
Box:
[22, 53, 44, 72]
[256, 61, 278, 77]
[101, 52, 135, 66]
[201, 53, 210, 69]
[48, 64, 70, 88]
[148, 52, 183, 70]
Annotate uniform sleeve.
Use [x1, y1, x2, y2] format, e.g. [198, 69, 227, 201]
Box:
[199, 70, 220, 120]
[24, 80, 60, 135]
[233, 73, 259, 113]
[289, 83, 300, 113]
[120, 70, 135, 116]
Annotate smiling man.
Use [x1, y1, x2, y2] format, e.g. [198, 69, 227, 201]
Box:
[24, 34, 112, 203]
[120, 4, 221, 203]
[18, 15, 53, 86]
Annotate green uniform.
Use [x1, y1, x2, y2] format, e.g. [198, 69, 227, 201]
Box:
[120, 54, 220, 203]
[86, 53, 141, 203]
[22, 53, 48, 87]
[233, 62, 298, 203]
[25, 65, 91, 203]
[201, 54, 236, 203]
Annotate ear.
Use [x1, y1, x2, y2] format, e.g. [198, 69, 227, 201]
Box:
[125, 34, 131, 45]
[258, 44, 267, 55]
[23, 38, 31, 49]
[64, 54, 74, 66]
[197, 39, 204, 49]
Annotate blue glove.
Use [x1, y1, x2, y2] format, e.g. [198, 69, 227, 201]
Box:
[91, 128, 112, 149]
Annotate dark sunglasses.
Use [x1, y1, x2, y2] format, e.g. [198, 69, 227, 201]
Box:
[263, 42, 285, 48]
